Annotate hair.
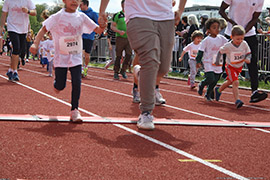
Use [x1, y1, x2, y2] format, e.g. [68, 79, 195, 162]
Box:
[231, 25, 246, 36]
[41, 10, 49, 20]
[121, 0, 125, 4]
[191, 30, 204, 41]
[181, 16, 188, 24]
[205, 18, 220, 30]
[219, 18, 227, 30]
[188, 14, 199, 27]
[81, 0, 89, 7]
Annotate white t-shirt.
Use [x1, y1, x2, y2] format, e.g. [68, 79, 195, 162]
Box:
[220, 40, 251, 68]
[223, 0, 264, 37]
[39, 40, 45, 56]
[199, 34, 228, 73]
[183, 42, 201, 60]
[43, 9, 98, 68]
[125, 0, 174, 23]
[2, 0, 36, 34]
[43, 39, 55, 62]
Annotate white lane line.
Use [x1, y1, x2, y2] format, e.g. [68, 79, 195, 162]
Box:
[0, 74, 249, 180]
[2, 63, 269, 134]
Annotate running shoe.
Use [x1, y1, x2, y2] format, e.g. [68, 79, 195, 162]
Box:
[155, 88, 166, 105]
[137, 112, 155, 130]
[204, 93, 213, 101]
[70, 109, 83, 123]
[120, 71, 127, 79]
[215, 87, 222, 101]
[12, 72, 20, 81]
[187, 76, 190, 85]
[81, 66, 88, 78]
[249, 90, 268, 103]
[133, 65, 141, 81]
[104, 60, 112, 69]
[132, 88, 140, 103]
[6, 71, 13, 81]
[235, 99, 244, 109]
[114, 73, 119, 80]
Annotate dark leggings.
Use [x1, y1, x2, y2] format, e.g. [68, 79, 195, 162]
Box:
[54, 65, 82, 110]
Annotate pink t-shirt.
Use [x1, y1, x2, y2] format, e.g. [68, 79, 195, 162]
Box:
[2, 0, 36, 34]
[43, 9, 98, 68]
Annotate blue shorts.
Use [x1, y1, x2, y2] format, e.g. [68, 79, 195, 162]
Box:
[41, 57, 48, 65]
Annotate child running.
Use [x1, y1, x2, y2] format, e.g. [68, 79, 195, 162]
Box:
[43, 31, 54, 77]
[30, 0, 103, 122]
[196, 18, 228, 101]
[215, 25, 251, 108]
[179, 30, 203, 89]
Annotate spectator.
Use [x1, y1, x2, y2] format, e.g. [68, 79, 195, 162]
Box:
[186, 14, 199, 45]
[200, 14, 209, 36]
[104, 22, 116, 69]
[219, 18, 227, 36]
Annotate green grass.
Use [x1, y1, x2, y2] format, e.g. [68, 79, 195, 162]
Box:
[89, 62, 270, 91]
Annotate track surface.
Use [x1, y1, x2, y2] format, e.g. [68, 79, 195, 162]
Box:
[0, 56, 269, 180]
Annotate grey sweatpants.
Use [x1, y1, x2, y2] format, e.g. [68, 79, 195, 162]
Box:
[127, 18, 174, 113]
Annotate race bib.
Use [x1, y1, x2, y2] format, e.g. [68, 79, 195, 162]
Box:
[212, 53, 223, 66]
[230, 52, 245, 64]
[59, 35, 82, 55]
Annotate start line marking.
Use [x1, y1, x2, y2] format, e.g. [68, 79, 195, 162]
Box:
[1, 114, 270, 128]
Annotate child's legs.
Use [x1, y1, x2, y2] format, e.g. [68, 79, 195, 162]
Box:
[69, 65, 82, 110]
[201, 71, 215, 89]
[207, 73, 221, 95]
[219, 80, 232, 92]
[54, 67, 68, 91]
[188, 59, 197, 84]
[48, 60, 53, 74]
[232, 80, 239, 101]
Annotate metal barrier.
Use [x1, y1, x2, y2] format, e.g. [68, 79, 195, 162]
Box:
[91, 37, 109, 62]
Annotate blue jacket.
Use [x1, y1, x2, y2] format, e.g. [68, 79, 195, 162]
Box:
[80, 7, 99, 40]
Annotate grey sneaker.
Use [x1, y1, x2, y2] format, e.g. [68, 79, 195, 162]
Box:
[70, 109, 83, 123]
[155, 88, 166, 105]
[132, 88, 140, 103]
[137, 112, 155, 130]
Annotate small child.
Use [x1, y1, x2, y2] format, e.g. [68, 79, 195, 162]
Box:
[43, 31, 54, 77]
[196, 18, 228, 101]
[38, 36, 46, 68]
[179, 30, 204, 89]
[30, 0, 103, 122]
[215, 25, 251, 108]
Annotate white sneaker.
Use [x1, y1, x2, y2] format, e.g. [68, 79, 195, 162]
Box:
[70, 109, 83, 123]
[132, 88, 140, 103]
[26, 59, 29, 62]
[137, 112, 155, 130]
[155, 88, 166, 105]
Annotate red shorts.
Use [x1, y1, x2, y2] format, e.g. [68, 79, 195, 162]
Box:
[226, 65, 243, 82]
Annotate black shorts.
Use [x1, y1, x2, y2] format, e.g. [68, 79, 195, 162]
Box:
[83, 38, 94, 54]
[8, 31, 26, 55]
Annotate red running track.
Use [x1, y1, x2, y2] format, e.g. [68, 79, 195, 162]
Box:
[0, 56, 269, 180]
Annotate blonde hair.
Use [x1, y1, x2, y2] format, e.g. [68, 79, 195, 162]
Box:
[231, 25, 245, 36]
[191, 30, 204, 41]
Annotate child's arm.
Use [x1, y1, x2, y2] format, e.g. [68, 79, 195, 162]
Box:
[244, 53, 251, 64]
[0, 36, 3, 54]
[215, 51, 222, 66]
[30, 26, 47, 55]
[94, 26, 105, 35]
[178, 50, 187, 62]
[195, 50, 204, 67]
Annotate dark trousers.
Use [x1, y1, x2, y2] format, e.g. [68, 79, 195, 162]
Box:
[225, 34, 258, 92]
[54, 65, 82, 110]
[201, 72, 221, 96]
[8, 31, 26, 56]
[114, 36, 132, 73]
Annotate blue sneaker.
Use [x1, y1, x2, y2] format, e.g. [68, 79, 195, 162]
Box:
[204, 93, 213, 101]
[215, 87, 222, 101]
[120, 71, 127, 79]
[6, 71, 13, 81]
[12, 72, 20, 81]
[114, 73, 119, 80]
[235, 99, 244, 109]
[198, 83, 203, 96]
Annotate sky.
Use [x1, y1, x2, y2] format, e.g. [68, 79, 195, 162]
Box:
[32, 0, 270, 13]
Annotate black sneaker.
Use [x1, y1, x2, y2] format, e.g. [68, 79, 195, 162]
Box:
[6, 71, 13, 81]
[21, 59, 25, 66]
[12, 72, 20, 81]
[250, 91, 268, 103]
[235, 99, 244, 109]
[120, 71, 127, 79]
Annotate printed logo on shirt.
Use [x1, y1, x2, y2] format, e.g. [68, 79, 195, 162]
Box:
[230, 52, 245, 64]
[11, 7, 22, 13]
